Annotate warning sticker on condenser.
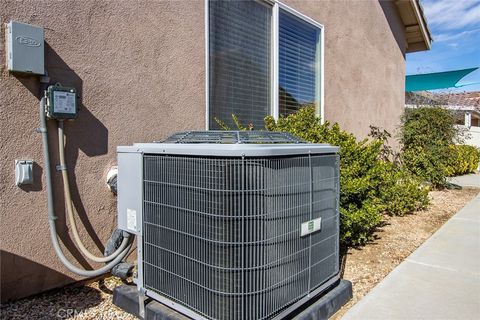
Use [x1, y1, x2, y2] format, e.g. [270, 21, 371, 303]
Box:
[53, 91, 76, 114]
[301, 218, 322, 237]
[127, 208, 137, 231]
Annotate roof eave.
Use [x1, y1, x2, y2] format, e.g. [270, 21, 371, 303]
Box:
[396, 0, 433, 53]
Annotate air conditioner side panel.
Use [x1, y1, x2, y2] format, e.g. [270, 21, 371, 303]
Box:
[117, 152, 142, 235]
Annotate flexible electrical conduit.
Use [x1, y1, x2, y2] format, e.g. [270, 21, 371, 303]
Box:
[39, 97, 132, 276]
[58, 120, 129, 263]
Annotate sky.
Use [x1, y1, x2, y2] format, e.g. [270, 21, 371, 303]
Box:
[406, 0, 480, 92]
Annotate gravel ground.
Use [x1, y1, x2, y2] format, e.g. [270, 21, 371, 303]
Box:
[0, 277, 136, 320]
[1, 188, 478, 320]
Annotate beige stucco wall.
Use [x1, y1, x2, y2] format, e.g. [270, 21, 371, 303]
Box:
[1, 0, 406, 302]
[0, 0, 206, 302]
[282, 0, 406, 138]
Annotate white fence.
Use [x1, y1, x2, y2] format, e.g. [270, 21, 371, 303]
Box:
[464, 126, 480, 148]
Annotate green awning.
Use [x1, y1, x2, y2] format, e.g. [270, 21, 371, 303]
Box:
[405, 67, 479, 92]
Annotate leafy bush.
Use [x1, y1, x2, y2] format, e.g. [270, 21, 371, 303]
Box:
[445, 145, 480, 176]
[265, 107, 429, 245]
[215, 114, 254, 131]
[375, 161, 430, 216]
[399, 107, 464, 186]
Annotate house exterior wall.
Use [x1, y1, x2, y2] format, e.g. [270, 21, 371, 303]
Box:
[0, 0, 407, 301]
[0, 0, 206, 302]
[281, 0, 406, 138]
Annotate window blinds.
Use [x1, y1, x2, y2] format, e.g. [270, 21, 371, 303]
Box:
[208, 0, 272, 129]
[279, 10, 320, 115]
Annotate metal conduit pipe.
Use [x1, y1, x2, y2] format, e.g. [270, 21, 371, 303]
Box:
[57, 120, 129, 263]
[39, 96, 132, 276]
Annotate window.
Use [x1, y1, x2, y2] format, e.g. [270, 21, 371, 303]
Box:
[208, 0, 272, 129]
[472, 117, 479, 127]
[279, 10, 321, 115]
[207, 0, 323, 129]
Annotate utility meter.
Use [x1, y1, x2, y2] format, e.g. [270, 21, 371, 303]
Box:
[46, 85, 78, 119]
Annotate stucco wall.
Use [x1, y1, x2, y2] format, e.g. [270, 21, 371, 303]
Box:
[0, 0, 205, 302]
[282, 0, 406, 138]
[1, 0, 407, 301]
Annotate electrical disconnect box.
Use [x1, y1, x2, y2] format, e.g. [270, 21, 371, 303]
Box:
[46, 85, 78, 119]
[6, 21, 44, 75]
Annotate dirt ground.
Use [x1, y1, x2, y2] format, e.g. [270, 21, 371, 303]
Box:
[1, 188, 478, 320]
[332, 188, 479, 319]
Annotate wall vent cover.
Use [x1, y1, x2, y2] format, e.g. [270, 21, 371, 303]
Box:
[117, 131, 340, 320]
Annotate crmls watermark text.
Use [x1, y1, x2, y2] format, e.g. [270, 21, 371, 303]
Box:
[56, 308, 121, 319]
[57, 308, 83, 318]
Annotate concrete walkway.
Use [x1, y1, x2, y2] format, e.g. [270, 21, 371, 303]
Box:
[343, 190, 480, 320]
[448, 172, 480, 188]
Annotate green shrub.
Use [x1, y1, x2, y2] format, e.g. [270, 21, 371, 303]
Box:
[265, 107, 429, 245]
[445, 145, 480, 176]
[399, 107, 464, 186]
[375, 161, 430, 216]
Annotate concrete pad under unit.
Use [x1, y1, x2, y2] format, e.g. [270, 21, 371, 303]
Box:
[342, 193, 480, 320]
[113, 280, 352, 320]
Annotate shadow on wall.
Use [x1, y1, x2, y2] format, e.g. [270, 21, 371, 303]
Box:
[0, 251, 104, 315]
[0, 250, 75, 302]
[378, 0, 406, 57]
[13, 43, 110, 272]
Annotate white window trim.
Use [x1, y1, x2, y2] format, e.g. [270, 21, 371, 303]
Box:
[205, 0, 325, 129]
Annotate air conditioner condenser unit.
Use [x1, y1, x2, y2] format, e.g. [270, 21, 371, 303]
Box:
[116, 131, 347, 320]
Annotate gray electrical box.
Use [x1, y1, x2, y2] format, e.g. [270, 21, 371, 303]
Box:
[6, 21, 44, 75]
[46, 85, 78, 119]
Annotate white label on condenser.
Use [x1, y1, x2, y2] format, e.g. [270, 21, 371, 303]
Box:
[301, 218, 322, 237]
[126, 208, 137, 231]
[53, 91, 76, 114]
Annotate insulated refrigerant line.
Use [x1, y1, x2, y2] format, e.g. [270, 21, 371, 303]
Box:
[57, 120, 129, 263]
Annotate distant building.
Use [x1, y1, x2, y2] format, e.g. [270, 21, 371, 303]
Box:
[406, 91, 480, 147]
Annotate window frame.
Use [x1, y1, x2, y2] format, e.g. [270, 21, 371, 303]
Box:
[205, 0, 324, 129]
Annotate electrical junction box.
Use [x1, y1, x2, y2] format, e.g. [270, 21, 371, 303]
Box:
[46, 85, 78, 119]
[6, 21, 44, 75]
